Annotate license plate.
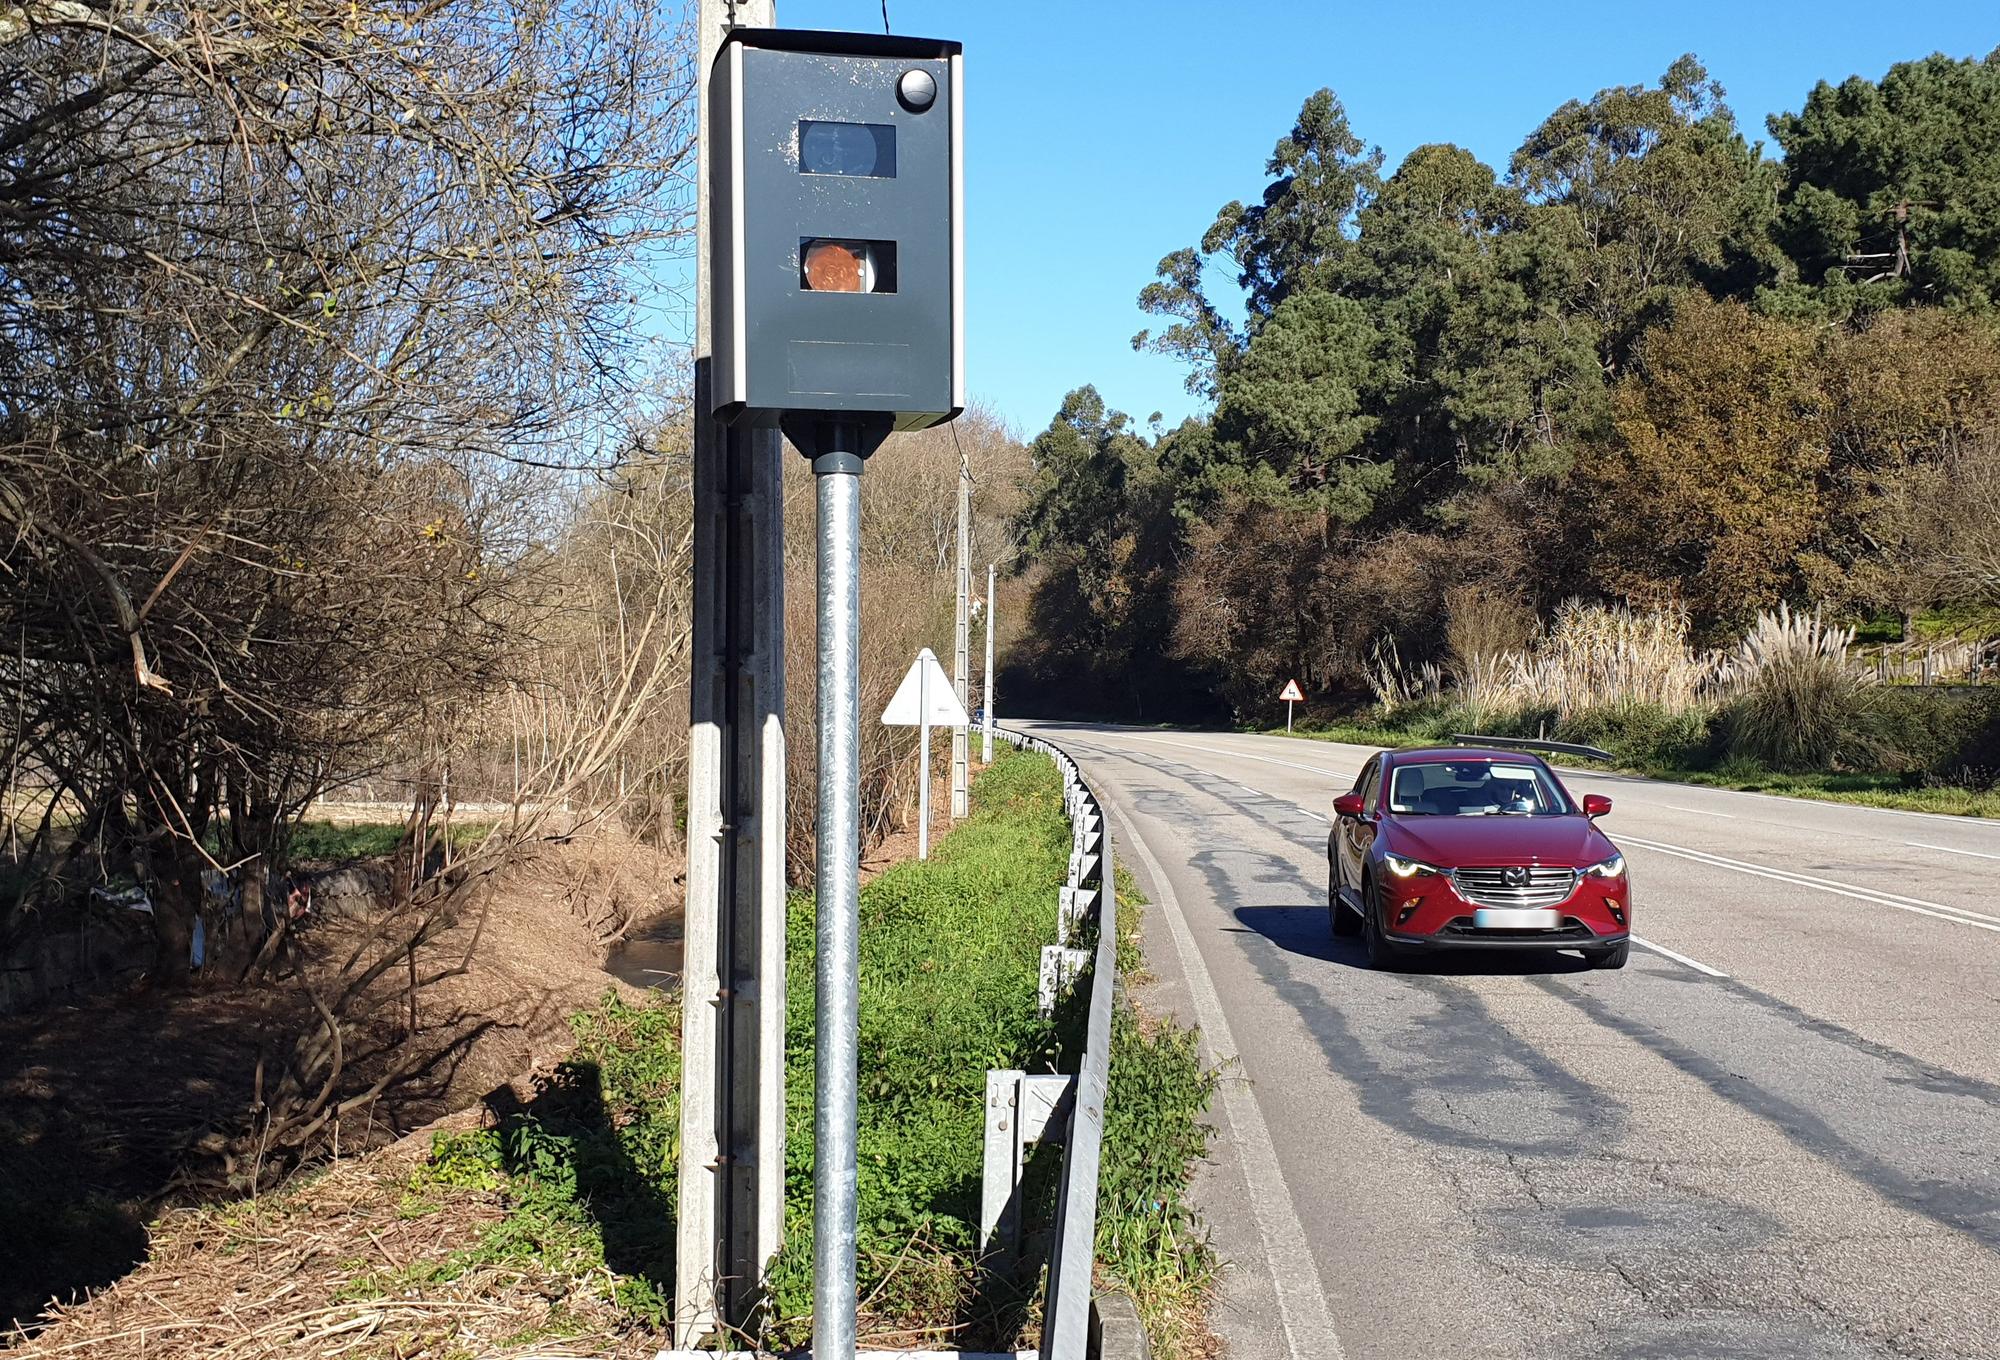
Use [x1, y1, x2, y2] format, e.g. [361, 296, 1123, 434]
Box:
[1473, 908, 1562, 929]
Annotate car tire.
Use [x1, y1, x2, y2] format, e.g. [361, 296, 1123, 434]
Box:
[1586, 940, 1630, 970]
[1328, 860, 1361, 938]
[1361, 875, 1403, 970]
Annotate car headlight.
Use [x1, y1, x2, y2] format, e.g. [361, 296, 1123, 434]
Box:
[1585, 854, 1626, 879]
[1384, 854, 1440, 879]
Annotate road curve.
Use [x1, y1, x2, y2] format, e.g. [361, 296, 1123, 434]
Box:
[1021, 722, 2000, 1360]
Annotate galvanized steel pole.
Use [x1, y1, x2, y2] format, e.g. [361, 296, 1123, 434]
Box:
[982, 563, 995, 763]
[811, 437, 864, 1360]
[918, 663, 932, 860]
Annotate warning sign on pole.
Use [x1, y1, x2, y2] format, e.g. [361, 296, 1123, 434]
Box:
[1279, 678, 1304, 733]
[882, 649, 968, 861]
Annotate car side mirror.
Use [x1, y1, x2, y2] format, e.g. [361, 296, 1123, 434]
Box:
[1333, 793, 1366, 819]
[1582, 794, 1612, 818]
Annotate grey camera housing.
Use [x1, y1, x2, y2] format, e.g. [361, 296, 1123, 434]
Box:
[711, 29, 963, 432]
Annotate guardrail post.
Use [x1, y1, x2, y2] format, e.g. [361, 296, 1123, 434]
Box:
[1039, 944, 1092, 1016]
[981, 1068, 1076, 1263]
[980, 1068, 1022, 1262]
[1058, 885, 1097, 942]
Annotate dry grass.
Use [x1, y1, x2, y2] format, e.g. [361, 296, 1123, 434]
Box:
[1487, 600, 1716, 719]
[1718, 605, 1879, 770]
[1364, 638, 1445, 708]
[1, 831, 669, 1336]
[12, 1108, 665, 1360]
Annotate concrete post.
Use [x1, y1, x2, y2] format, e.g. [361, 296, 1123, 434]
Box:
[677, 0, 783, 1345]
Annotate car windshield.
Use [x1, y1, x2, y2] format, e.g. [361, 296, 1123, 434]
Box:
[1387, 760, 1572, 816]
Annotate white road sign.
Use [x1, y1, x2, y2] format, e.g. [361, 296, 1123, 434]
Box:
[1279, 678, 1305, 702]
[882, 648, 969, 727]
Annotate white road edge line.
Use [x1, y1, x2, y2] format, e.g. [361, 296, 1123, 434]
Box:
[1106, 797, 1348, 1360]
[1629, 933, 1729, 978]
[1906, 841, 2000, 862]
[1621, 834, 2000, 932]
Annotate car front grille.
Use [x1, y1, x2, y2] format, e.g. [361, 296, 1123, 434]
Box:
[1434, 916, 1598, 942]
[1450, 865, 1578, 909]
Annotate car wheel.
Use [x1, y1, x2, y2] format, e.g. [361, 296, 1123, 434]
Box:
[1328, 859, 1361, 938]
[1586, 940, 1630, 970]
[1361, 875, 1402, 969]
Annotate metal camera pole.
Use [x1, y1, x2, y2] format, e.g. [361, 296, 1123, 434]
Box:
[713, 27, 960, 1354]
[809, 422, 867, 1360]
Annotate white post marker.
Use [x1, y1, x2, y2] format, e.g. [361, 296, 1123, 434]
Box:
[882, 647, 970, 861]
[1279, 677, 1305, 733]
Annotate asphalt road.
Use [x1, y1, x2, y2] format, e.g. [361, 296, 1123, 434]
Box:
[1020, 721, 2000, 1360]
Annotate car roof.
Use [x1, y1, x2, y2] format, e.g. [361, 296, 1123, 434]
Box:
[1386, 747, 1551, 766]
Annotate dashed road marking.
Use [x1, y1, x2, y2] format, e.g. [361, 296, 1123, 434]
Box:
[1622, 834, 2000, 933]
[1906, 841, 2000, 862]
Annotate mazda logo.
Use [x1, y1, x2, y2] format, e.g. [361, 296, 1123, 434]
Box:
[1503, 866, 1531, 888]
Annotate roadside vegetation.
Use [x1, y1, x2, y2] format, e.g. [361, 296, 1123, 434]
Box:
[1275, 602, 2000, 817]
[1003, 51, 2000, 790]
[18, 750, 1218, 1356]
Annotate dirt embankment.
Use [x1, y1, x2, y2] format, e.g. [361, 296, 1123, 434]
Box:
[0, 829, 683, 1338]
[14, 1103, 669, 1360]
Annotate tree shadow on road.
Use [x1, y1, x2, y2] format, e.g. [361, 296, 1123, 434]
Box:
[1227, 904, 1597, 976]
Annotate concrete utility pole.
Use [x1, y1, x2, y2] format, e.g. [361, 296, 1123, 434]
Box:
[951, 445, 971, 817]
[677, 0, 784, 1345]
[983, 562, 996, 763]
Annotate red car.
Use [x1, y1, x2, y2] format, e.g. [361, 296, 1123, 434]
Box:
[1328, 746, 1630, 969]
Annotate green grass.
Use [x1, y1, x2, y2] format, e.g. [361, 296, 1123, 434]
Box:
[288, 821, 408, 859]
[1659, 767, 2000, 817]
[383, 747, 1216, 1353]
[1096, 861, 1216, 1355]
[350, 994, 680, 1321]
[287, 819, 494, 861]
[1269, 722, 2000, 818]
[765, 746, 1082, 1343]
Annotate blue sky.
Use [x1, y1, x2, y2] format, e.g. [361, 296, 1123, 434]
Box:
[778, 1, 1998, 439]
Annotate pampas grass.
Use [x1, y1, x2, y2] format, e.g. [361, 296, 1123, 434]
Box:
[1720, 605, 1879, 770]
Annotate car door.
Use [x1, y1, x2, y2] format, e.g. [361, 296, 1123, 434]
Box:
[1337, 756, 1382, 895]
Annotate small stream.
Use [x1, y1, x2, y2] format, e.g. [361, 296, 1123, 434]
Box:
[604, 910, 685, 992]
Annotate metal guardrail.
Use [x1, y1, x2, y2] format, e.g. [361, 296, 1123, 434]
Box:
[1449, 733, 1614, 763]
[989, 725, 1116, 1360]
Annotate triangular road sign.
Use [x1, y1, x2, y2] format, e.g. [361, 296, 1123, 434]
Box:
[881, 648, 970, 727]
[1279, 678, 1305, 702]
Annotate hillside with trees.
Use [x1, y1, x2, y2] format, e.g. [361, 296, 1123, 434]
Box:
[1009, 50, 2000, 761]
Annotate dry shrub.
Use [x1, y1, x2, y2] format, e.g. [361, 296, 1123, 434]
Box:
[1455, 601, 1715, 721]
[1365, 638, 1444, 708]
[1719, 606, 1879, 770]
[1444, 587, 1538, 718]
